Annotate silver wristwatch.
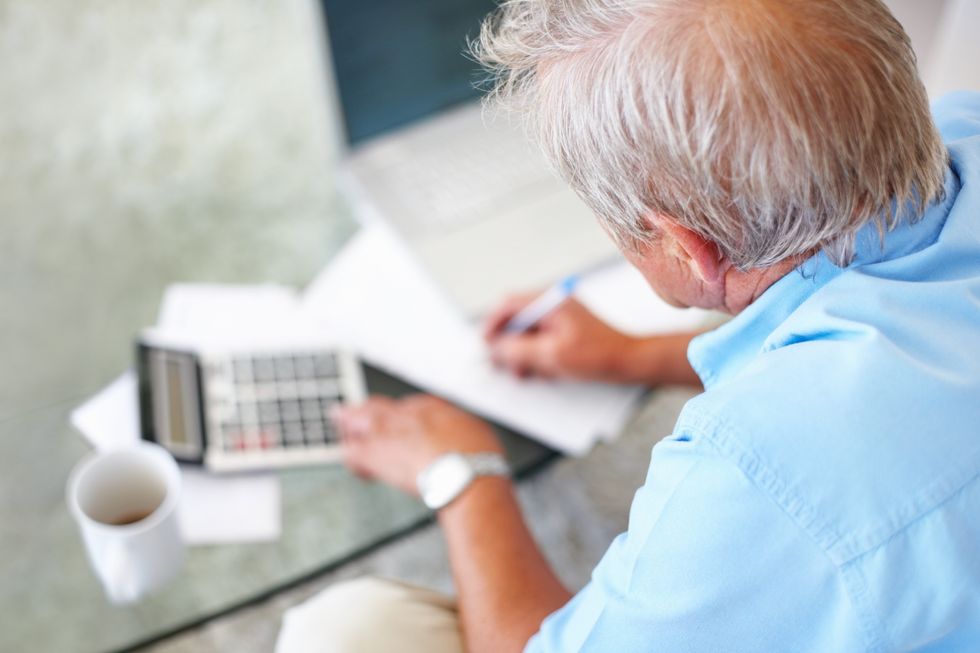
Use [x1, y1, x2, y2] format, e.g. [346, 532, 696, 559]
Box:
[416, 452, 510, 510]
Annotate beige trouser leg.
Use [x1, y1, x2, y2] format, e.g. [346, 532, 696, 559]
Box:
[275, 577, 464, 653]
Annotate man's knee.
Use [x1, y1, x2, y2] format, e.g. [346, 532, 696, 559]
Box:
[276, 577, 461, 653]
[277, 578, 403, 653]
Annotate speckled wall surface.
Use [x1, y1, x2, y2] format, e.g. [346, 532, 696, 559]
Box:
[0, 0, 354, 408]
[0, 0, 341, 222]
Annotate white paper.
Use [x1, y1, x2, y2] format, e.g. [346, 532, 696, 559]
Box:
[301, 224, 710, 454]
[178, 469, 281, 544]
[70, 372, 282, 545]
[70, 371, 142, 452]
[151, 282, 332, 352]
[157, 283, 300, 332]
[576, 262, 709, 337]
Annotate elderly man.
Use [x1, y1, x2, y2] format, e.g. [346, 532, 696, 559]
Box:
[277, 0, 980, 651]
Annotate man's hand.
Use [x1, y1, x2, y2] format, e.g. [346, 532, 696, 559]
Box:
[483, 293, 636, 381]
[484, 292, 706, 387]
[333, 395, 504, 497]
[334, 395, 565, 652]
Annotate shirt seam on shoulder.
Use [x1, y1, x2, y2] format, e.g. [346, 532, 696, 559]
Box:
[675, 409, 889, 652]
[840, 445, 980, 561]
[847, 469, 980, 566]
[833, 471, 980, 653]
[678, 397, 980, 565]
[676, 409, 845, 553]
[838, 559, 891, 653]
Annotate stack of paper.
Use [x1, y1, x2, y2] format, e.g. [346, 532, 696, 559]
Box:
[300, 224, 709, 454]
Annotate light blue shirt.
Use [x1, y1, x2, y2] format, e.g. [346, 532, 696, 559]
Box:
[527, 91, 980, 653]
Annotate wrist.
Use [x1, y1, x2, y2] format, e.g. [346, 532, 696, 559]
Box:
[608, 335, 661, 384]
[436, 474, 513, 523]
[411, 428, 504, 482]
[417, 451, 510, 511]
[613, 332, 704, 387]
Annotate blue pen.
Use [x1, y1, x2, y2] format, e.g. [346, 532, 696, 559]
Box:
[503, 274, 580, 334]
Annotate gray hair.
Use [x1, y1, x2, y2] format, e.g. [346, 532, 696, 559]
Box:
[473, 0, 948, 268]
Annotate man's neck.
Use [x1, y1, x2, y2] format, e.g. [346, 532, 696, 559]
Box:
[720, 256, 806, 314]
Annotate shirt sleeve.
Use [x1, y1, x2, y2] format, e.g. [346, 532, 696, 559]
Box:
[524, 436, 868, 653]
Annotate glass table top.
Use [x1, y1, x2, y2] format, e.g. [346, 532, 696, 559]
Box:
[0, 198, 554, 653]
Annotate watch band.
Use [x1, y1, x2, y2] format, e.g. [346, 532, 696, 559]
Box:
[417, 451, 510, 511]
[464, 452, 511, 478]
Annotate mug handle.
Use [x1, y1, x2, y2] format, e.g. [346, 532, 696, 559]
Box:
[103, 539, 141, 604]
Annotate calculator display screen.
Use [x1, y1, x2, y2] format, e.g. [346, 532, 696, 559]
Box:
[146, 347, 203, 459]
[165, 359, 188, 447]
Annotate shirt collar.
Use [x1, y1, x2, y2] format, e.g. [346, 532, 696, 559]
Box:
[688, 165, 961, 390]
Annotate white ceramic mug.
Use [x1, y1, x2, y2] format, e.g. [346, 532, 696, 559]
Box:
[67, 441, 185, 604]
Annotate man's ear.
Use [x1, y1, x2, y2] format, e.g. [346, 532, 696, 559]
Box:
[650, 215, 727, 283]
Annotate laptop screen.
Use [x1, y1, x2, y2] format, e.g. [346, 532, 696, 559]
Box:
[320, 0, 499, 145]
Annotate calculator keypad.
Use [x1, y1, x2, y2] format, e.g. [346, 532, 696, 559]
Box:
[202, 351, 355, 470]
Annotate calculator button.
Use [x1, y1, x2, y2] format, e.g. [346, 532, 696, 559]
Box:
[317, 380, 341, 397]
[258, 400, 280, 424]
[319, 397, 338, 415]
[233, 385, 255, 403]
[304, 421, 325, 444]
[256, 384, 279, 402]
[280, 399, 301, 422]
[258, 429, 279, 449]
[274, 357, 296, 380]
[238, 401, 259, 425]
[276, 380, 299, 398]
[294, 356, 316, 379]
[313, 354, 337, 377]
[253, 357, 276, 382]
[301, 399, 322, 421]
[220, 426, 243, 451]
[223, 400, 241, 421]
[283, 423, 305, 444]
[295, 380, 318, 397]
[232, 358, 253, 381]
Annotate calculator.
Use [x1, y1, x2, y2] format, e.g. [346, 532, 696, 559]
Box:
[136, 339, 367, 473]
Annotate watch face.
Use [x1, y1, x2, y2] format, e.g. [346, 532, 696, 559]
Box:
[421, 454, 474, 510]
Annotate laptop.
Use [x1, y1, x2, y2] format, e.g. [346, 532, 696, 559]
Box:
[316, 0, 618, 317]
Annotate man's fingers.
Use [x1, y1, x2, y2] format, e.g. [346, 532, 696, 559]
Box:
[491, 333, 552, 377]
[400, 393, 451, 417]
[482, 292, 541, 342]
[337, 397, 399, 481]
[333, 395, 397, 437]
[340, 438, 375, 481]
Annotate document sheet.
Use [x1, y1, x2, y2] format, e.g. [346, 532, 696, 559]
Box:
[301, 224, 710, 453]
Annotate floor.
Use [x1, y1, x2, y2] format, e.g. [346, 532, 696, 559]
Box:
[143, 387, 697, 651]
